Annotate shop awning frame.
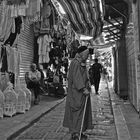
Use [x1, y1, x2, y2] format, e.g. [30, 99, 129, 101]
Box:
[103, 0, 129, 44]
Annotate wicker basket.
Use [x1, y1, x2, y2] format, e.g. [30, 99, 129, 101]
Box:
[0, 90, 4, 118]
[3, 89, 17, 117]
[15, 88, 26, 114]
[22, 86, 32, 111]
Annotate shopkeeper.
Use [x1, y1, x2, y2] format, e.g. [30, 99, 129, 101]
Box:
[27, 63, 41, 105]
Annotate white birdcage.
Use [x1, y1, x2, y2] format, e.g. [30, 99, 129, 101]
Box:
[3, 89, 17, 117]
[15, 88, 26, 114]
[0, 90, 4, 118]
[22, 86, 32, 111]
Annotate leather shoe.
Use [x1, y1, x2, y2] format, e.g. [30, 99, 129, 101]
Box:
[81, 133, 88, 139]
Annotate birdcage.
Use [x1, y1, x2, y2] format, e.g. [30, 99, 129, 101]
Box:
[3, 89, 17, 117]
[0, 90, 4, 118]
[15, 88, 26, 114]
[22, 86, 32, 111]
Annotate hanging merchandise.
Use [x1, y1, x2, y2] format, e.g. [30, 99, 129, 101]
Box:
[0, 72, 9, 92]
[40, 0, 51, 30]
[65, 23, 72, 48]
[9, 72, 15, 85]
[25, 0, 43, 25]
[33, 1, 56, 35]
[6, 46, 21, 76]
[69, 39, 80, 58]
[33, 21, 41, 36]
[26, 0, 41, 16]
[0, 1, 5, 37]
[1, 46, 8, 72]
[0, 89, 4, 118]
[4, 16, 22, 46]
[0, 3, 15, 42]
[7, 0, 26, 5]
[10, 4, 26, 17]
[37, 34, 52, 64]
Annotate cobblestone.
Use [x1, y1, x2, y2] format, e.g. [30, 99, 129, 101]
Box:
[15, 80, 117, 140]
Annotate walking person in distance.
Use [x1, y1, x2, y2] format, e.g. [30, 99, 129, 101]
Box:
[91, 58, 102, 95]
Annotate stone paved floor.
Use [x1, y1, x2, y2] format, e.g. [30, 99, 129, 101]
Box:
[15, 80, 118, 140]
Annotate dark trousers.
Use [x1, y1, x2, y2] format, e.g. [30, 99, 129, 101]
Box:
[27, 81, 40, 100]
[93, 77, 100, 93]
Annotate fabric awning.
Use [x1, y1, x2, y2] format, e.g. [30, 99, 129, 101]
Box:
[58, 0, 103, 39]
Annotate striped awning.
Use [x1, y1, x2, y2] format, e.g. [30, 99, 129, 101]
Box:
[57, 0, 103, 39]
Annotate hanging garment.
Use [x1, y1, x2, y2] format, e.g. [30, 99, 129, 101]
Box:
[4, 16, 22, 46]
[6, 46, 21, 76]
[9, 72, 15, 85]
[1, 47, 8, 72]
[0, 1, 5, 33]
[37, 36, 44, 63]
[41, 2, 51, 19]
[40, 2, 51, 32]
[33, 21, 41, 36]
[37, 36, 43, 55]
[0, 44, 2, 69]
[0, 72, 9, 92]
[0, 4, 15, 43]
[37, 35, 52, 63]
[18, 4, 26, 16]
[65, 24, 72, 47]
[10, 4, 26, 17]
[14, 48, 21, 76]
[7, 0, 26, 5]
[50, 5, 55, 29]
[26, 0, 41, 17]
[6, 46, 15, 73]
[10, 5, 18, 17]
[0, 4, 9, 41]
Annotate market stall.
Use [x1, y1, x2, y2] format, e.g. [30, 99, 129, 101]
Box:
[0, 0, 104, 117]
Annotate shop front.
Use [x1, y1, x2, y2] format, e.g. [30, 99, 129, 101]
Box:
[0, 0, 103, 117]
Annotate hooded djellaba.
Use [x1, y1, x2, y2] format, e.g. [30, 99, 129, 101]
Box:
[63, 46, 93, 140]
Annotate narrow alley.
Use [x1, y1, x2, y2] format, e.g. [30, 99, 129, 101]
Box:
[11, 80, 117, 140]
[1, 1, 140, 140]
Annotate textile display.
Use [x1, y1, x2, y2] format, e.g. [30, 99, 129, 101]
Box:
[0, 3, 15, 42]
[0, 72, 9, 92]
[4, 16, 22, 46]
[26, 0, 41, 16]
[37, 34, 52, 63]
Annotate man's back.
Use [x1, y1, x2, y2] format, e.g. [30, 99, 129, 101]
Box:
[91, 62, 102, 78]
